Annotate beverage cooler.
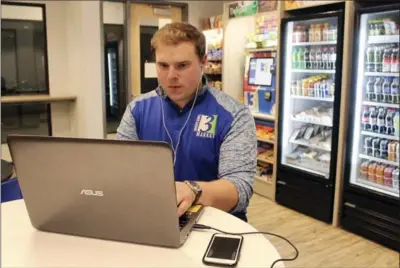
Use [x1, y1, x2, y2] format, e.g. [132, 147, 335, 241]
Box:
[341, 4, 400, 251]
[276, 10, 345, 223]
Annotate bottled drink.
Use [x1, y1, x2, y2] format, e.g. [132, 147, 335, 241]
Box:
[382, 78, 391, 103]
[386, 109, 394, 135]
[391, 47, 399, 73]
[368, 21, 375, 36]
[370, 107, 378, 132]
[364, 136, 373, 155]
[377, 107, 386, 134]
[397, 143, 400, 164]
[323, 23, 329, 42]
[315, 47, 322, 70]
[360, 161, 370, 179]
[309, 24, 315, 42]
[309, 48, 315, 70]
[298, 48, 305, 69]
[329, 22, 337, 41]
[391, 78, 399, 104]
[362, 106, 371, 131]
[392, 168, 399, 191]
[376, 164, 385, 185]
[329, 47, 336, 70]
[314, 24, 322, 42]
[384, 166, 393, 186]
[291, 80, 297, 95]
[296, 80, 302, 95]
[322, 47, 329, 70]
[366, 46, 375, 72]
[379, 139, 389, 159]
[372, 138, 381, 157]
[394, 110, 400, 138]
[388, 141, 397, 161]
[366, 77, 375, 101]
[382, 47, 392, 73]
[304, 48, 310, 70]
[373, 77, 383, 102]
[368, 162, 377, 182]
[374, 46, 383, 72]
[292, 48, 298, 68]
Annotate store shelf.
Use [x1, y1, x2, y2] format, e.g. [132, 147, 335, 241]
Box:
[291, 117, 333, 127]
[257, 137, 275, 144]
[284, 162, 328, 178]
[252, 112, 275, 121]
[368, 35, 400, 44]
[292, 69, 335, 74]
[354, 178, 399, 198]
[364, 72, 400, 77]
[291, 95, 334, 102]
[363, 101, 400, 108]
[359, 154, 400, 167]
[245, 47, 277, 53]
[255, 175, 272, 185]
[292, 41, 337, 46]
[361, 131, 400, 141]
[257, 157, 274, 165]
[289, 138, 331, 152]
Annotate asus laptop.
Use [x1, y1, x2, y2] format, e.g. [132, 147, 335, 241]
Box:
[7, 135, 204, 248]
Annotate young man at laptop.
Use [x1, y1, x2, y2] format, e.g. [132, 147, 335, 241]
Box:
[116, 22, 256, 222]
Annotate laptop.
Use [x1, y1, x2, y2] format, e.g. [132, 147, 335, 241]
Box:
[7, 135, 204, 248]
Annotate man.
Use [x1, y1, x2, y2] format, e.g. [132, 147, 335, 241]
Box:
[116, 22, 256, 221]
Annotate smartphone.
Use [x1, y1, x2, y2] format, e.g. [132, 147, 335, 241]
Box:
[202, 233, 243, 267]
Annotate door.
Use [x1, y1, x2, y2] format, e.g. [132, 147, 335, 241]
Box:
[344, 4, 400, 202]
[129, 3, 182, 99]
[278, 11, 345, 181]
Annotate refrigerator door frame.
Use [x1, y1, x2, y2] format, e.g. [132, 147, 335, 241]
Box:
[278, 10, 345, 184]
[343, 3, 400, 204]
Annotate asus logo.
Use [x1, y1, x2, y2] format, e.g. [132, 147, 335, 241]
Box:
[80, 190, 104, 197]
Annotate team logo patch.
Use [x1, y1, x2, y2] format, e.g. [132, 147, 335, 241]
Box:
[194, 114, 218, 138]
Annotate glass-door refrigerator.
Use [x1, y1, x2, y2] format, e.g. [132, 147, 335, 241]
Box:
[342, 4, 400, 251]
[277, 11, 345, 223]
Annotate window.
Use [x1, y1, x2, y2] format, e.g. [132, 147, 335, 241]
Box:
[1, 2, 51, 143]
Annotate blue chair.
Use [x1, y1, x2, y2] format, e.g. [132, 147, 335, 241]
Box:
[1, 177, 23, 203]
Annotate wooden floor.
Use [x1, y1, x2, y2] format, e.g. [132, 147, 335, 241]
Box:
[247, 194, 399, 268]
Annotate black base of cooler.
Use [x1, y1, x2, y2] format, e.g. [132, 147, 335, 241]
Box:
[275, 170, 334, 224]
[341, 191, 400, 252]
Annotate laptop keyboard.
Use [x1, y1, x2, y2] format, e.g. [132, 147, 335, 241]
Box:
[179, 212, 192, 230]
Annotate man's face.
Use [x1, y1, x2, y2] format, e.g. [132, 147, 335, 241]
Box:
[155, 41, 204, 108]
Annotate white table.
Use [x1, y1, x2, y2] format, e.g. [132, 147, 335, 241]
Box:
[1, 200, 283, 267]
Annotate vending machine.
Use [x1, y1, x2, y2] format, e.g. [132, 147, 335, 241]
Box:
[341, 3, 400, 251]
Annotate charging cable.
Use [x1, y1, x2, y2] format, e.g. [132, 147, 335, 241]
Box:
[193, 223, 299, 268]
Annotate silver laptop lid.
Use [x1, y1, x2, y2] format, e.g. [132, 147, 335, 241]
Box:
[7, 135, 182, 248]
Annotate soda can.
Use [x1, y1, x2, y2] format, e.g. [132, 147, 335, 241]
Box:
[392, 168, 399, 192]
[368, 162, 377, 182]
[384, 166, 393, 186]
[360, 161, 369, 180]
[388, 141, 397, 161]
[375, 164, 385, 185]
[364, 137, 373, 156]
[379, 139, 389, 159]
[372, 138, 381, 157]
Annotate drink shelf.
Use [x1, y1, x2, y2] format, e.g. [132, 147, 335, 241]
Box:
[365, 72, 400, 77]
[283, 162, 329, 179]
[354, 178, 399, 197]
[359, 154, 400, 167]
[292, 41, 337, 46]
[363, 101, 400, 109]
[291, 117, 333, 127]
[368, 35, 400, 44]
[361, 131, 400, 141]
[289, 137, 331, 152]
[292, 69, 335, 74]
[291, 95, 334, 102]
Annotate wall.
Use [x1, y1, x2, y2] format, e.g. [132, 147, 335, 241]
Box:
[176, 0, 224, 28]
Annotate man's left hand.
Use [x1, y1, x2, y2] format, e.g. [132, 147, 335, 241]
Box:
[175, 182, 195, 217]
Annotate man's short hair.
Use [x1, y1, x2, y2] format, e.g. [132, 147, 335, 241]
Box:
[151, 22, 206, 60]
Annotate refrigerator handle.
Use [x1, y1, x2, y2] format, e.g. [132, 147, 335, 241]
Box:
[277, 181, 287, 185]
[344, 202, 356, 208]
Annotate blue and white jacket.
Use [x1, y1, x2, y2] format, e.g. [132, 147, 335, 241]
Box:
[116, 78, 257, 216]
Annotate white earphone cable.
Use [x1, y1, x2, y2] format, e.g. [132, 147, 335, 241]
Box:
[160, 74, 203, 165]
